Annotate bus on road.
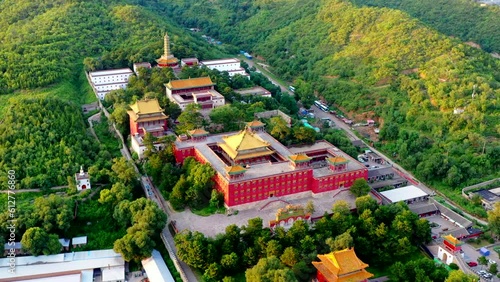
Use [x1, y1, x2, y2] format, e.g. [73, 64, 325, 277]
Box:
[314, 100, 329, 112]
[288, 86, 296, 92]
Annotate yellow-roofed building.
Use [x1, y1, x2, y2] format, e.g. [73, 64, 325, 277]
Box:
[127, 98, 169, 159]
[165, 77, 225, 111]
[313, 248, 373, 282]
[219, 129, 274, 164]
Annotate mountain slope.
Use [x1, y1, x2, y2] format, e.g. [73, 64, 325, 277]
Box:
[159, 0, 500, 189]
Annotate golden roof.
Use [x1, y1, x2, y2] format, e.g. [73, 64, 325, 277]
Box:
[312, 262, 373, 282]
[219, 130, 274, 160]
[128, 99, 168, 122]
[443, 234, 463, 246]
[246, 120, 265, 128]
[289, 154, 311, 163]
[156, 56, 178, 64]
[225, 165, 246, 175]
[165, 77, 214, 90]
[188, 128, 209, 136]
[315, 248, 371, 277]
[327, 156, 348, 165]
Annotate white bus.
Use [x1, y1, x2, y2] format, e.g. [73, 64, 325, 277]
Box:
[314, 100, 329, 112]
[288, 86, 296, 92]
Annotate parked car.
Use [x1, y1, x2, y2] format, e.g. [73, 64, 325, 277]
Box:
[488, 259, 496, 265]
[467, 261, 478, 267]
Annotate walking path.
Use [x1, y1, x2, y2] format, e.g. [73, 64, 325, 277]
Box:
[87, 111, 101, 143]
[0, 186, 68, 193]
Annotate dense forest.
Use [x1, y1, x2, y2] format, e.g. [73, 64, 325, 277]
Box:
[0, 98, 101, 188]
[154, 0, 500, 192]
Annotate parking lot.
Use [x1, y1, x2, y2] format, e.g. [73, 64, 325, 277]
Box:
[461, 244, 500, 281]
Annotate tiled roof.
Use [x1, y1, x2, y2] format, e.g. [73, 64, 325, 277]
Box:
[165, 77, 214, 90]
[327, 156, 349, 165]
[127, 99, 168, 122]
[443, 234, 463, 246]
[316, 248, 370, 276]
[246, 120, 265, 128]
[225, 165, 246, 175]
[289, 154, 311, 163]
[188, 128, 209, 137]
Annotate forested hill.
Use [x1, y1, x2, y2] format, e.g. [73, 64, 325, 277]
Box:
[350, 0, 500, 54]
[157, 0, 500, 189]
[0, 0, 226, 93]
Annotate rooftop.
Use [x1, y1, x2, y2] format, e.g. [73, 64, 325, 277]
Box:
[165, 77, 214, 90]
[200, 58, 240, 65]
[89, 68, 133, 77]
[0, 249, 124, 282]
[141, 249, 175, 282]
[380, 185, 428, 203]
[312, 248, 373, 282]
[476, 189, 500, 203]
[133, 62, 152, 68]
[234, 86, 271, 96]
[72, 236, 87, 245]
[128, 99, 168, 122]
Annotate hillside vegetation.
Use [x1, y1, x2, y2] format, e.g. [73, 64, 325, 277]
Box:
[351, 0, 500, 54]
[0, 0, 226, 93]
[159, 0, 500, 191]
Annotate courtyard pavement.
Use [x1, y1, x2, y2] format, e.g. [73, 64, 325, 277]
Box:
[169, 189, 379, 237]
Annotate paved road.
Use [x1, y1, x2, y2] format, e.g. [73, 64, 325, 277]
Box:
[241, 57, 293, 95]
[87, 112, 101, 143]
[0, 186, 68, 193]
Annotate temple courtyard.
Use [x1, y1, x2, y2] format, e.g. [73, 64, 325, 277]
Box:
[168, 189, 380, 237]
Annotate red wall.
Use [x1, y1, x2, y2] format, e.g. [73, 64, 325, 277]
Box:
[173, 146, 369, 207]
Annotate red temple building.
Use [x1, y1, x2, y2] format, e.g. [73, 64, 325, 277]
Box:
[312, 248, 373, 282]
[156, 33, 179, 68]
[127, 99, 168, 158]
[174, 124, 368, 208]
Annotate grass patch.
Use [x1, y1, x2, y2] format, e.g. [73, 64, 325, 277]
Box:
[468, 239, 491, 249]
[191, 205, 226, 217]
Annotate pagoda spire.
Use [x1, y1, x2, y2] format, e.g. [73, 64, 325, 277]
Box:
[164, 32, 172, 59]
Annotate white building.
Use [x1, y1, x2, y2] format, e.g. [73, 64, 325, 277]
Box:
[200, 58, 249, 77]
[75, 166, 91, 191]
[72, 236, 87, 248]
[380, 185, 429, 204]
[141, 249, 175, 282]
[89, 68, 134, 100]
[0, 249, 125, 282]
[165, 77, 225, 111]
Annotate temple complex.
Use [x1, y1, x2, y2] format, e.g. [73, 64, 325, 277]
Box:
[312, 248, 373, 282]
[174, 125, 367, 208]
[127, 99, 169, 158]
[165, 77, 225, 110]
[156, 33, 179, 68]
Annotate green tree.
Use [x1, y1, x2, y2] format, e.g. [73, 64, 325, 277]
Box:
[269, 116, 291, 142]
[220, 252, 239, 271]
[21, 227, 61, 256]
[293, 126, 316, 144]
[113, 227, 155, 262]
[488, 202, 500, 238]
[490, 263, 498, 275]
[203, 262, 222, 282]
[111, 157, 137, 185]
[350, 178, 371, 197]
[209, 105, 244, 132]
[327, 231, 353, 251]
[280, 247, 300, 267]
[478, 256, 488, 269]
[305, 200, 315, 214]
[177, 104, 204, 133]
[355, 195, 378, 214]
[266, 240, 282, 257]
[445, 270, 478, 282]
[245, 256, 298, 282]
[209, 189, 223, 209]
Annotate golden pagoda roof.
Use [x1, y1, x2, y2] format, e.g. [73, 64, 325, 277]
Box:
[289, 154, 311, 163]
[127, 99, 168, 122]
[327, 156, 349, 165]
[225, 165, 246, 175]
[246, 120, 265, 128]
[315, 248, 371, 277]
[312, 261, 373, 282]
[443, 234, 463, 246]
[188, 128, 209, 137]
[156, 56, 179, 64]
[219, 130, 274, 161]
[165, 77, 214, 90]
